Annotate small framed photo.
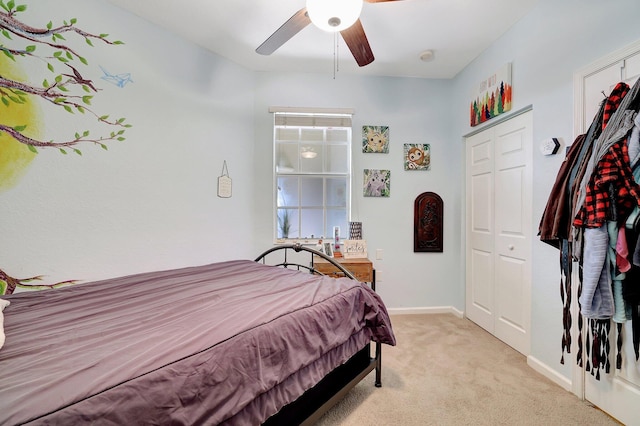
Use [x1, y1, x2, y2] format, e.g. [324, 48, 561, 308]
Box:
[343, 240, 368, 259]
[323, 242, 334, 258]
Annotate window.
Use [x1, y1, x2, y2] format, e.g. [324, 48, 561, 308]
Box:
[272, 109, 352, 242]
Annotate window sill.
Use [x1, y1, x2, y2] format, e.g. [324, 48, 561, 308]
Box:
[274, 238, 322, 246]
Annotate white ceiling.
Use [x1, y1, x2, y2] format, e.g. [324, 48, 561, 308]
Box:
[108, 0, 538, 79]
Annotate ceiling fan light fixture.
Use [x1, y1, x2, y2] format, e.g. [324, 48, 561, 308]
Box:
[306, 0, 363, 33]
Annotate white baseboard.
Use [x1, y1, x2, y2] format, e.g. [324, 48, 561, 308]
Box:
[388, 306, 464, 318]
[527, 355, 572, 392]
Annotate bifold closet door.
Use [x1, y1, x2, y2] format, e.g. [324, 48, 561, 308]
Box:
[465, 111, 532, 356]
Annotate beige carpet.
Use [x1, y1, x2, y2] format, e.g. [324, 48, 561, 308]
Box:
[315, 314, 620, 426]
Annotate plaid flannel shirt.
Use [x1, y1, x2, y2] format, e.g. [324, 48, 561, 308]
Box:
[574, 83, 640, 228]
[574, 140, 640, 227]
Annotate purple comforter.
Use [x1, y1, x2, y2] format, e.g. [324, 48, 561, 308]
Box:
[0, 260, 395, 425]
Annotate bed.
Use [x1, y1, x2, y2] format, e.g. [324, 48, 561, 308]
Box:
[0, 244, 396, 425]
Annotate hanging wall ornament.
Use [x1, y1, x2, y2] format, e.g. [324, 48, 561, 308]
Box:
[414, 192, 443, 252]
[217, 161, 232, 198]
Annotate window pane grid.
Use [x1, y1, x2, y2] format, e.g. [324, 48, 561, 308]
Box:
[273, 111, 351, 242]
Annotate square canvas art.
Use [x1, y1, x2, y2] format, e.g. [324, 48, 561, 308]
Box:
[404, 144, 431, 170]
[363, 169, 390, 197]
[362, 125, 389, 153]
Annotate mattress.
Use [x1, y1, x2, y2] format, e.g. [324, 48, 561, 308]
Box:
[0, 260, 395, 425]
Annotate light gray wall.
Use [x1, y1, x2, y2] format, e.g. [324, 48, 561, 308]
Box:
[8, 0, 640, 388]
[252, 73, 460, 309]
[451, 0, 640, 379]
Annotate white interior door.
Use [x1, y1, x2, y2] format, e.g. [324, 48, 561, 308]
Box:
[493, 114, 533, 355]
[466, 129, 495, 334]
[575, 42, 640, 426]
[465, 111, 533, 356]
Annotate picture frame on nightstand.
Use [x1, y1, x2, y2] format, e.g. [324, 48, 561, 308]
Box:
[343, 240, 368, 259]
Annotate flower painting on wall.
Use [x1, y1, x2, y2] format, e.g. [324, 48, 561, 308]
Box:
[470, 62, 512, 126]
[362, 125, 389, 153]
[363, 169, 390, 197]
[404, 144, 431, 170]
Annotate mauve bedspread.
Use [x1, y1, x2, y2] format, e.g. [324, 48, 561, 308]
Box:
[0, 260, 395, 425]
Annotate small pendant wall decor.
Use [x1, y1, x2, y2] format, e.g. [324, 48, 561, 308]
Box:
[414, 192, 443, 252]
[217, 160, 232, 198]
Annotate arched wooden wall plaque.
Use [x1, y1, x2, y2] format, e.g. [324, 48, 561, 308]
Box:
[414, 192, 443, 252]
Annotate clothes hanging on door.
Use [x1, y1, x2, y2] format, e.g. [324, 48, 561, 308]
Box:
[539, 96, 606, 366]
[539, 78, 640, 375]
[574, 83, 639, 322]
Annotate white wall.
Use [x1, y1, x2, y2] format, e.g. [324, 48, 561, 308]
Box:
[252, 73, 461, 309]
[0, 0, 257, 287]
[451, 0, 640, 381]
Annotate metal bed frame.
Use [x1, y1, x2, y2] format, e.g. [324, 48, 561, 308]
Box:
[255, 243, 383, 425]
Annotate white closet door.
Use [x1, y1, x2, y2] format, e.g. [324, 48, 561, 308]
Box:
[493, 113, 533, 355]
[575, 41, 640, 426]
[466, 130, 495, 334]
[465, 111, 533, 355]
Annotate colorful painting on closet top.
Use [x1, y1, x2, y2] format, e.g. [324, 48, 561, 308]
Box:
[0, 0, 129, 295]
[469, 62, 512, 127]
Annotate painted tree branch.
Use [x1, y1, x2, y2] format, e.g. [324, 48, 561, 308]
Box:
[0, 123, 124, 151]
[0, 0, 130, 154]
[0, 0, 122, 62]
[0, 268, 77, 295]
[0, 2, 128, 293]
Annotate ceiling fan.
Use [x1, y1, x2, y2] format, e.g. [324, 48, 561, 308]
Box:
[256, 0, 403, 67]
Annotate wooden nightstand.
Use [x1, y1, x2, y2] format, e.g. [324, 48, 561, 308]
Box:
[313, 256, 376, 290]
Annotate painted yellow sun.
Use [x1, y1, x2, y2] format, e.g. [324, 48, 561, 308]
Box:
[0, 56, 41, 192]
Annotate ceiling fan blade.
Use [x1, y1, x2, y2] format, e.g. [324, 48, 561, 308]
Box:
[256, 8, 311, 55]
[340, 19, 375, 67]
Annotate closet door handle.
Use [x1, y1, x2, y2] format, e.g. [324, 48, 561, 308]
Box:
[508, 244, 515, 250]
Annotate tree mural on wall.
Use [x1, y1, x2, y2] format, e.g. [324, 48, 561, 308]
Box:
[0, 0, 130, 153]
[0, 269, 77, 295]
[0, 0, 129, 294]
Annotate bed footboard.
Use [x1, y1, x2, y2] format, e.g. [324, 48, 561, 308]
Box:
[255, 243, 384, 423]
[264, 344, 381, 426]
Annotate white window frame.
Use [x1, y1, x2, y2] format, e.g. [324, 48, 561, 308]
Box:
[270, 107, 353, 244]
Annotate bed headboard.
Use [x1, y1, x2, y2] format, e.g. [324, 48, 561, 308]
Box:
[254, 244, 356, 280]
